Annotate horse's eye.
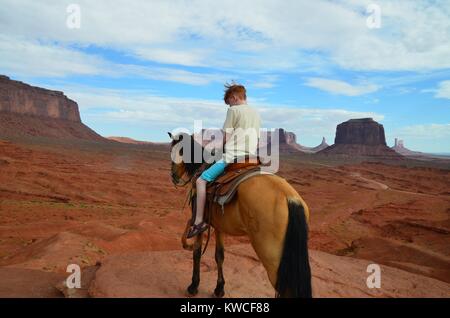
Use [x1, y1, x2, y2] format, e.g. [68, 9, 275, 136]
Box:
[179, 148, 183, 156]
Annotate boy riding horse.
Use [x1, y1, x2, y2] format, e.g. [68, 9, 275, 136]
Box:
[187, 83, 261, 238]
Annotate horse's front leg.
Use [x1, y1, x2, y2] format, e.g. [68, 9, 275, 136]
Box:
[213, 230, 225, 298]
[186, 233, 203, 297]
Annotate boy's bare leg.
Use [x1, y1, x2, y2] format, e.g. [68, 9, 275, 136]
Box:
[194, 177, 207, 225]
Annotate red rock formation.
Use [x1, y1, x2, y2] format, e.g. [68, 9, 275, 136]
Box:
[264, 128, 328, 154]
[265, 128, 303, 153]
[391, 138, 449, 161]
[0, 75, 105, 141]
[277, 128, 297, 145]
[0, 75, 80, 122]
[319, 118, 401, 157]
[392, 138, 423, 156]
[335, 118, 387, 146]
[88, 244, 450, 298]
[309, 137, 329, 153]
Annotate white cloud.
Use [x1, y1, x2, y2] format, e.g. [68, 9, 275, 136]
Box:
[0, 35, 105, 77]
[305, 77, 379, 96]
[0, 35, 230, 85]
[121, 64, 229, 85]
[394, 123, 450, 139]
[1, 0, 449, 72]
[133, 47, 211, 67]
[60, 85, 230, 127]
[331, 0, 450, 71]
[249, 75, 279, 89]
[435, 80, 450, 99]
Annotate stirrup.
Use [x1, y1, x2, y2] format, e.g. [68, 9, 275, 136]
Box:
[187, 221, 209, 238]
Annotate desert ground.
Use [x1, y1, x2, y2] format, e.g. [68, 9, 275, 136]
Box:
[0, 136, 449, 297]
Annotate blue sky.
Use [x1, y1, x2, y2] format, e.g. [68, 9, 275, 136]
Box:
[1, 0, 449, 152]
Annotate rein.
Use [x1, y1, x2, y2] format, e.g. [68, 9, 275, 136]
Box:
[175, 163, 213, 255]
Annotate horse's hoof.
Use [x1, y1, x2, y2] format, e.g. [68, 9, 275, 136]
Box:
[213, 288, 225, 298]
[186, 285, 198, 297]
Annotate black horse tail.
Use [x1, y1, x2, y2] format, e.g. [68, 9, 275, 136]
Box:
[275, 199, 312, 298]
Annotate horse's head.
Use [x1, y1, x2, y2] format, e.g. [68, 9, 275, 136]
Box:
[168, 132, 204, 186]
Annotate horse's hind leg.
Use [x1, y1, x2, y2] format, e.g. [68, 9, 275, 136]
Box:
[186, 233, 203, 297]
[213, 230, 225, 298]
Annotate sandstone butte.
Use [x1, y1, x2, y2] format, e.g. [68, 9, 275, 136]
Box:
[0, 75, 104, 141]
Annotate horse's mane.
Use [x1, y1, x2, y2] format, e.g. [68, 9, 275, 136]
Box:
[172, 133, 208, 178]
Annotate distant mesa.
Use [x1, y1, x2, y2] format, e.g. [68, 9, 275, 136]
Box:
[391, 138, 448, 160]
[271, 128, 329, 154]
[277, 128, 297, 145]
[107, 136, 169, 147]
[197, 128, 328, 154]
[319, 118, 401, 157]
[307, 136, 329, 153]
[263, 128, 301, 154]
[392, 138, 424, 157]
[0, 75, 104, 141]
[108, 136, 151, 145]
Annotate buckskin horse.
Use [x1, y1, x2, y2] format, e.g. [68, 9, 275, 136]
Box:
[169, 132, 312, 298]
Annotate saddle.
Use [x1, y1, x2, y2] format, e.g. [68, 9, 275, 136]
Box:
[186, 157, 273, 255]
[205, 157, 273, 211]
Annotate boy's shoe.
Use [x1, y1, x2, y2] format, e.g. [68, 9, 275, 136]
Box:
[187, 221, 209, 238]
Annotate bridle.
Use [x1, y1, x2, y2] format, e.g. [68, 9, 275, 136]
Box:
[171, 162, 195, 188]
[170, 141, 207, 188]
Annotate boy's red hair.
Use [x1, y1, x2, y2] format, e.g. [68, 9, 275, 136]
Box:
[224, 82, 246, 103]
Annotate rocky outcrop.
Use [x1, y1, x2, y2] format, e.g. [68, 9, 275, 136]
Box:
[335, 118, 387, 146]
[392, 138, 424, 156]
[0, 75, 104, 141]
[391, 138, 449, 160]
[308, 137, 329, 153]
[0, 268, 65, 298]
[319, 118, 401, 157]
[263, 128, 328, 154]
[263, 128, 303, 153]
[88, 244, 450, 298]
[277, 128, 297, 145]
[0, 75, 80, 122]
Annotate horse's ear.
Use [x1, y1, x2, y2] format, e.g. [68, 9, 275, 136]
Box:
[167, 132, 173, 139]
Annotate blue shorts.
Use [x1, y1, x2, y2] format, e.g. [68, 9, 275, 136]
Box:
[200, 160, 228, 182]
